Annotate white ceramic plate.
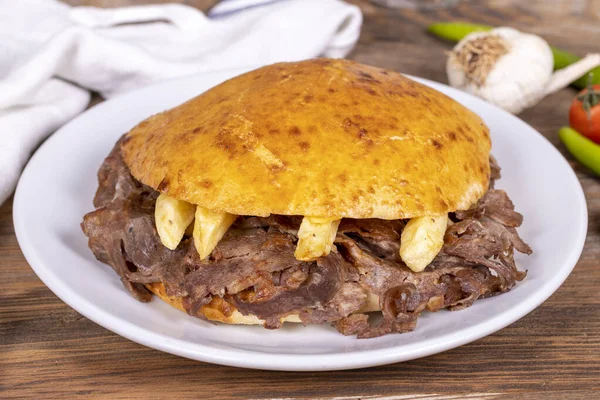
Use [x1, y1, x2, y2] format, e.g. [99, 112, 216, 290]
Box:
[14, 67, 587, 371]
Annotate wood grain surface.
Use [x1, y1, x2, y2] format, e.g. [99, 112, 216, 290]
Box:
[2, 1, 600, 399]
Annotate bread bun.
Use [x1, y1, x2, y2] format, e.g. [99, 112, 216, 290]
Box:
[122, 59, 491, 220]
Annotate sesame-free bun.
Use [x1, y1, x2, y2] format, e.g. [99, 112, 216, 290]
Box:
[122, 59, 491, 219]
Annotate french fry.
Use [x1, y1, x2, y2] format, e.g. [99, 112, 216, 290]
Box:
[400, 215, 448, 272]
[155, 193, 195, 250]
[193, 206, 237, 260]
[294, 217, 341, 261]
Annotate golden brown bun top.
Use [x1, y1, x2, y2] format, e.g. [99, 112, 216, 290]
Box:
[122, 59, 491, 219]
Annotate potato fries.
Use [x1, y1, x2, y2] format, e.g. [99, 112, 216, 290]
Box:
[193, 206, 237, 260]
[294, 217, 341, 261]
[155, 194, 195, 250]
[400, 215, 447, 272]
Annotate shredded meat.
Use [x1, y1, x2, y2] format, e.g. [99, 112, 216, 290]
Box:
[81, 139, 531, 338]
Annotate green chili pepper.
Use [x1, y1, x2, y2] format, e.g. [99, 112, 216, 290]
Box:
[427, 22, 491, 42]
[427, 22, 600, 89]
[559, 126, 600, 175]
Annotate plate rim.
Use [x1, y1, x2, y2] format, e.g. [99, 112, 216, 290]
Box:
[13, 68, 588, 371]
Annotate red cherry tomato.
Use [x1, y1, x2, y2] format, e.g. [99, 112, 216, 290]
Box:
[569, 83, 600, 144]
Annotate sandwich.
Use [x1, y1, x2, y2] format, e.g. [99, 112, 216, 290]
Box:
[81, 58, 531, 338]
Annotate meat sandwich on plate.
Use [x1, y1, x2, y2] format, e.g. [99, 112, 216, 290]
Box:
[82, 59, 531, 338]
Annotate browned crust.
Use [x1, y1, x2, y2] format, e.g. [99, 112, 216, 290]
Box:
[123, 59, 490, 220]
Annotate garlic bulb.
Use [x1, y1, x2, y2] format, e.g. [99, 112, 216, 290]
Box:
[447, 27, 600, 114]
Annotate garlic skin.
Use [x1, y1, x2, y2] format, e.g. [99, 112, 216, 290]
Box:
[447, 27, 554, 114]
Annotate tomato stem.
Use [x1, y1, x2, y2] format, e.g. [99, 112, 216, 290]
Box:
[577, 74, 600, 119]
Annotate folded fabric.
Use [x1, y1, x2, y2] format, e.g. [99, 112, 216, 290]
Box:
[0, 0, 362, 205]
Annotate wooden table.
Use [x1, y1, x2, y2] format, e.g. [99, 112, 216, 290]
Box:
[2, 1, 599, 398]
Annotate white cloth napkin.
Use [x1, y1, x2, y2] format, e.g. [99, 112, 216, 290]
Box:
[0, 0, 362, 206]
